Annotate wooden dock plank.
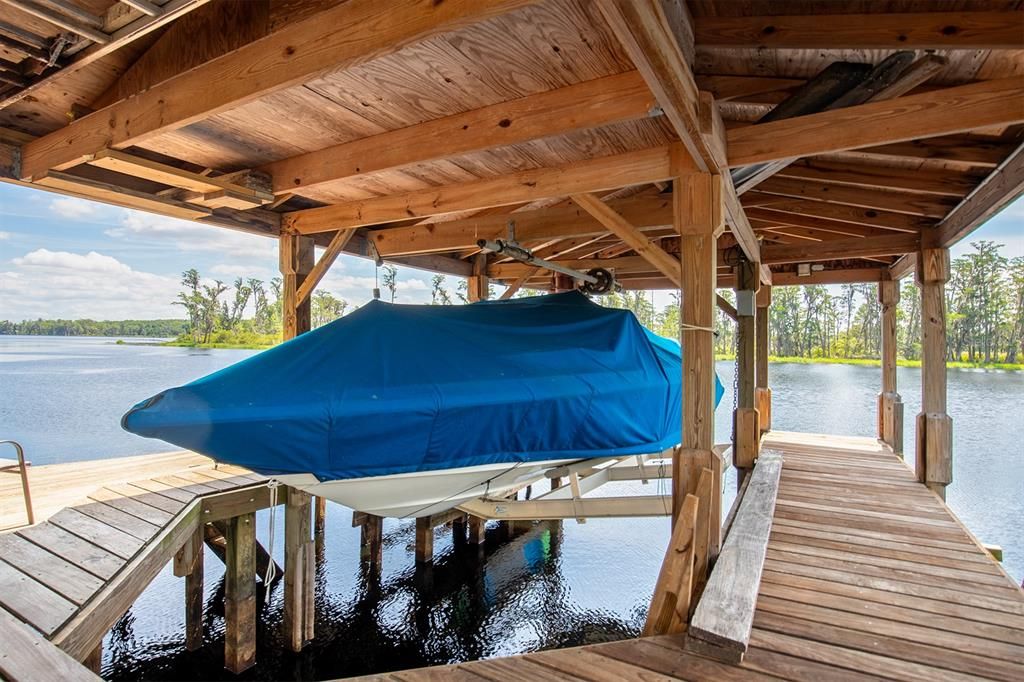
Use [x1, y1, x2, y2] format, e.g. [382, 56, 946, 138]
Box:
[0, 607, 99, 681]
[48, 508, 145, 560]
[0, 534, 104, 605]
[16, 522, 123, 581]
[0, 559, 78, 636]
[73, 500, 161, 541]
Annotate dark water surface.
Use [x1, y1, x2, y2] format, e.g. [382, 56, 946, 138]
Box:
[1, 336, 1021, 680]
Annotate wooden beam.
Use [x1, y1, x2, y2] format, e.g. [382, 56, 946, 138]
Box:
[878, 278, 903, 457]
[716, 294, 736, 320]
[261, 70, 658, 194]
[727, 77, 1024, 168]
[753, 176, 956, 219]
[849, 135, 1015, 168]
[571, 192, 680, 286]
[936, 141, 1024, 247]
[687, 450, 782, 663]
[457, 494, 673, 520]
[746, 207, 906, 238]
[761, 233, 920, 265]
[695, 12, 1024, 49]
[32, 170, 213, 220]
[776, 159, 979, 198]
[294, 228, 358, 305]
[284, 146, 674, 235]
[368, 193, 672, 257]
[18, 0, 534, 179]
[742, 195, 932, 233]
[283, 489, 312, 652]
[280, 233, 314, 339]
[498, 267, 539, 300]
[224, 512, 256, 673]
[889, 253, 917, 280]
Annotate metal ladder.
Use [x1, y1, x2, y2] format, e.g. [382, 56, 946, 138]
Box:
[0, 441, 34, 526]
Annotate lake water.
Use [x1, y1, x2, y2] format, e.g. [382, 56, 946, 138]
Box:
[1, 336, 1022, 679]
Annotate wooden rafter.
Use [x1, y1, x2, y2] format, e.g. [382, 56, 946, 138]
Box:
[0, 0, 211, 111]
[284, 146, 674, 235]
[260, 70, 658, 195]
[742, 195, 934, 233]
[776, 160, 979, 198]
[753, 177, 956, 219]
[0, 0, 110, 44]
[596, 0, 762, 272]
[760, 233, 921, 265]
[294, 229, 358, 305]
[726, 77, 1024, 168]
[18, 0, 535, 180]
[571, 192, 680, 286]
[936, 141, 1024, 248]
[694, 12, 1024, 49]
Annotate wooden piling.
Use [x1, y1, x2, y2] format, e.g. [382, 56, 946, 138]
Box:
[284, 489, 313, 652]
[674, 168, 722, 557]
[224, 512, 256, 674]
[878, 278, 904, 456]
[468, 516, 487, 545]
[755, 286, 772, 433]
[84, 641, 102, 675]
[178, 524, 204, 651]
[415, 517, 433, 564]
[360, 514, 383, 566]
[734, 259, 760, 479]
[916, 248, 953, 498]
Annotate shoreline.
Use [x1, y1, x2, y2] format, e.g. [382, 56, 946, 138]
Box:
[716, 354, 1024, 371]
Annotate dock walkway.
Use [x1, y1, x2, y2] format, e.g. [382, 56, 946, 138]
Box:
[364, 431, 1024, 681]
[0, 453, 267, 678]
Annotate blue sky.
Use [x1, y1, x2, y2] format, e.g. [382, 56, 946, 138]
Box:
[0, 181, 1022, 321]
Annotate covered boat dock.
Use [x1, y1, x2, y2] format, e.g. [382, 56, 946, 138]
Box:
[0, 0, 1022, 678]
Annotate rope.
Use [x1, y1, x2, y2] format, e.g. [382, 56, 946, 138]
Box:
[263, 480, 281, 586]
[680, 323, 717, 334]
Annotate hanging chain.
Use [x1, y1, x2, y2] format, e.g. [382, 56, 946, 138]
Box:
[731, 319, 739, 443]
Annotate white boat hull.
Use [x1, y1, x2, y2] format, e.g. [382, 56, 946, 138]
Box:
[276, 458, 578, 518]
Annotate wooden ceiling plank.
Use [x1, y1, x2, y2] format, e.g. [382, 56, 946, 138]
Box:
[18, 0, 536, 180]
[259, 70, 659, 195]
[284, 146, 674, 235]
[936, 141, 1024, 248]
[727, 77, 1024, 168]
[694, 75, 804, 102]
[847, 136, 1014, 168]
[571, 191, 680, 286]
[746, 207, 909, 239]
[694, 12, 1024, 50]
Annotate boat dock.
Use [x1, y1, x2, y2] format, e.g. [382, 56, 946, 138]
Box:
[360, 432, 1024, 681]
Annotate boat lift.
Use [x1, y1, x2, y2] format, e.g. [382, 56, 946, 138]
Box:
[477, 220, 616, 295]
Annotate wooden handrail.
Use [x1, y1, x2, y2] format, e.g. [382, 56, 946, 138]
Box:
[686, 450, 783, 662]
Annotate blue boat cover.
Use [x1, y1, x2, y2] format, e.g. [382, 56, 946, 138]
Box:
[123, 291, 723, 481]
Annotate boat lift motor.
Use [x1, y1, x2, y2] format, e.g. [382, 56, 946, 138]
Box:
[477, 221, 615, 295]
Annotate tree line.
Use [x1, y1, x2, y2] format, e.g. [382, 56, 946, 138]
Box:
[602, 241, 1024, 366]
[0, 318, 189, 337]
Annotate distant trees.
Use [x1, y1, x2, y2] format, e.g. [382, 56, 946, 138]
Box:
[0, 319, 189, 337]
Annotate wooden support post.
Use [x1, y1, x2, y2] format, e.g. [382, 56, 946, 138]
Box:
[314, 496, 327, 540]
[878, 278, 904, 457]
[690, 467, 713, 615]
[224, 512, 256, 674]
[467, 253, 490, 302]
[676, 168, 723, 557]
[468, 515, 487, 545]
[916, 248, 953, 498]
[415, 517, 434, 564]
[84, 641, 102, 675]
[733, 260, 760, 483]
[360, 514, 383, 566]
[284, 489, 313, 652]
[452, 514, 467, 544]
[755, 286, 772, 433]
[180, 524, 204, 651]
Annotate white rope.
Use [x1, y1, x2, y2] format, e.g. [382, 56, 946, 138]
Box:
[681, 323, 716, 333]
[263, 480, 281, 586]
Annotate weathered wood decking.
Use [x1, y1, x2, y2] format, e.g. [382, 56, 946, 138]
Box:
[360, 432, 1024, 681]
[0, 454, 267, 678]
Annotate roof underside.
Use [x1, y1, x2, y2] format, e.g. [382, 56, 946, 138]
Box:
[1, 0, 1022, 290]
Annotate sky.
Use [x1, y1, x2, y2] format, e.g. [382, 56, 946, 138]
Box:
[0, 181, 1022, 322]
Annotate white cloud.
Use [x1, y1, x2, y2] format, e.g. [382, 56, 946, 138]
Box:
[107, 211, 277, 261]
[49, 197, 102, 220]
[1, 249, 180, 321]
[0, 231, 9, 240]
[211, 263, 274, 279]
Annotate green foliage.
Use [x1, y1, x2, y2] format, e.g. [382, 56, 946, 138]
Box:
[0, 318, 189, 337]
